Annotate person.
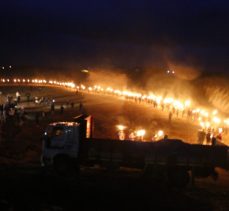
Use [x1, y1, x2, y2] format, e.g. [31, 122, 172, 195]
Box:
[206, 131, 211, 145]
[168, 111, 173, 124]
[60, 105, 64, 114]
[26, 93, 31, 102]
[164, 134, 168, 140]
[211, 137, 217, 146]
[197, 129, 206, 145]
[50, 101, 55, 113]
[16, 91, 21, 103]
[71, 102, 74, 108]
[182, 109, 185, 118]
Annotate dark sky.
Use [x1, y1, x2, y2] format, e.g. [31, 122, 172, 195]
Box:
[0, 0, 229, 74]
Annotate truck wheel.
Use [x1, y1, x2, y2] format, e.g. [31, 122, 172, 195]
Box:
[167, 169, 190, 188]
[53, 156, 79, 178]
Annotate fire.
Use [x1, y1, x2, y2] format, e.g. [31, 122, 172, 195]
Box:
[116, 125, 126, 131]
[135, 129, 146, 141]
[135, 129, 146, 137]
[0, 77, 228, 139]
[157, 130, 164, 137]
[212, 117, 221, 125]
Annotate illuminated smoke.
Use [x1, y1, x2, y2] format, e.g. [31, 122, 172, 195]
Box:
[167, 62, 202, 81]
[86, 68, 129, 89]
[203, 77, 229, 115]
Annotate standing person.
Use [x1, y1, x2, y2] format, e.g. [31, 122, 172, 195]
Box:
[182, 109, 185, 118]
[197, 129, 205, 145]
[176, 109, 179, 118]
[16, 91, 21, 103]
[211, 137, 217, 146]
[50, 100, 55, 113]
[161, 103, 165, 111]
[60, 105, 64, 114]
[168, 111, 173, 124]
[71, 102, 74, 108]
[26, 93, 31, 102]
[206, 131, 211, 145]
[163, 134, 168, 140]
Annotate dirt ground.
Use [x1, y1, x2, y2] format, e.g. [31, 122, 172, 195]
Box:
[0, 86, 229, 210]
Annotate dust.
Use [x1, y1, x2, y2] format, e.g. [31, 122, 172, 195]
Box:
[86, 68, 129, 89]
[203, 77, 229, 115]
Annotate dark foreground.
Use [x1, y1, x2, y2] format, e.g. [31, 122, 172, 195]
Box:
[0, 166, 228, 211]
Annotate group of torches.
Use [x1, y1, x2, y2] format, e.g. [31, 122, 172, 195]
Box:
[77, 84, 229, 142]
[116, 124, 165, 142]
[0, 78, 228, 142]
[0, 78, 76, 89]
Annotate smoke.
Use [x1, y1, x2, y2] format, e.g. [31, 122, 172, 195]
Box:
[167, 62, 202, 81]
[86, 68, 129, 89]
[142, 69, 196, 101]
[203, 77, 229, 115]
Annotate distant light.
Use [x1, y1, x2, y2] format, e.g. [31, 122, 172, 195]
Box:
[81, 69, 89, 73]
[2, 67, 4, 70]
[9, 65, 12, 69]
[166, 69, 175, 75]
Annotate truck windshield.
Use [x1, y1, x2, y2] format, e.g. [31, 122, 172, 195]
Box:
[52, 127, 64, 137]
[45, 126, 65, 148]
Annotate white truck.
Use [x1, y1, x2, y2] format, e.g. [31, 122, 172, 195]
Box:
[41, 114, 229, 187]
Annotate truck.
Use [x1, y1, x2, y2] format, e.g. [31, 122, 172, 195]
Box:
[41, 114, 229, 187]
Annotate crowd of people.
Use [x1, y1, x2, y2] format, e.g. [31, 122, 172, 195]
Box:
[0, 93, 25, 142]
[85, 87, 227, 145]
[0, 90, 82, 142]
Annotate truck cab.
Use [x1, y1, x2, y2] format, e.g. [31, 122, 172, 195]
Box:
[41, 122, 80, 167]
[41, 114, 93, 174]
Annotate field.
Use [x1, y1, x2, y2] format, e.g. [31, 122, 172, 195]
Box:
[0, 86, 229, 210]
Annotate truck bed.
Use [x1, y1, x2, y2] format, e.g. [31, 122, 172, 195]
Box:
[79, 139, 229, 169]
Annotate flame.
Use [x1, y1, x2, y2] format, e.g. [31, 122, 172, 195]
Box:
[116, 125, 126, 131]
[135, 129, 146, 137]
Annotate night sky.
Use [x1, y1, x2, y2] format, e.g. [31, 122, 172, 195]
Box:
[0, 0, 229, 74]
